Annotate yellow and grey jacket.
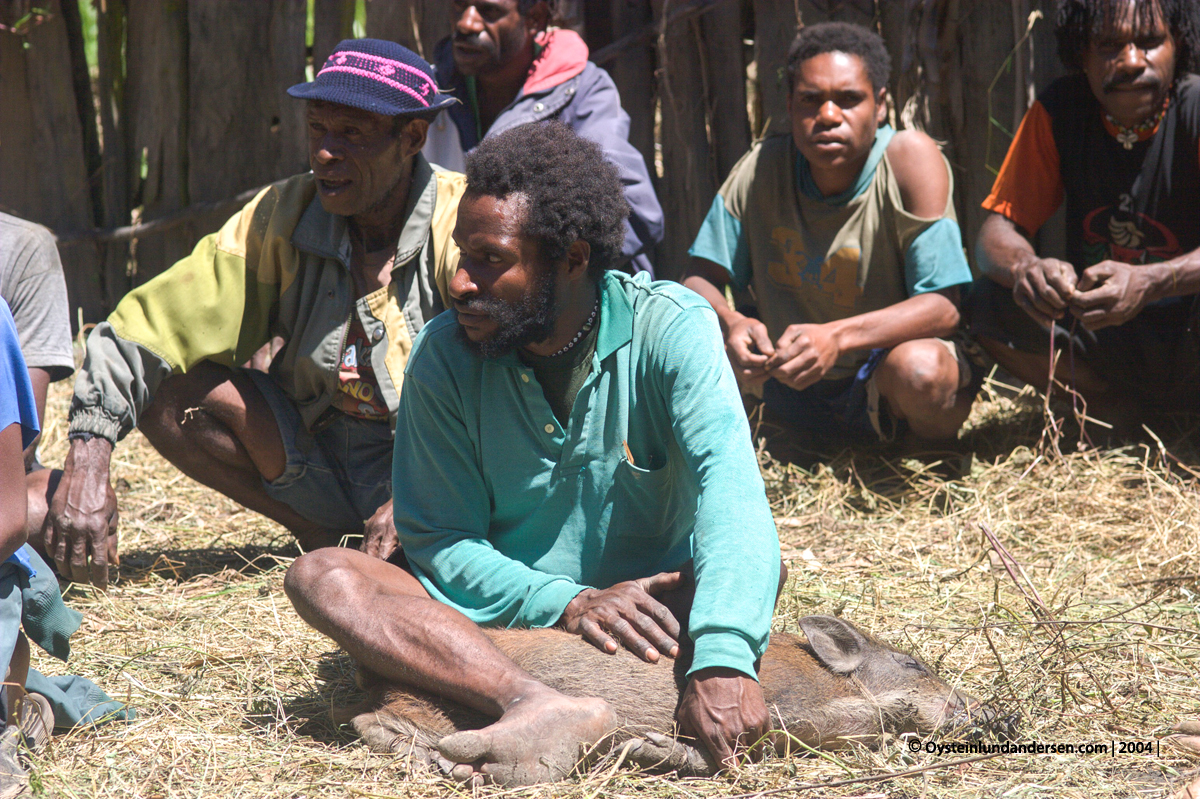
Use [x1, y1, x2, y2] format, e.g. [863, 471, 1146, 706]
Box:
[69, 155, 465, 443]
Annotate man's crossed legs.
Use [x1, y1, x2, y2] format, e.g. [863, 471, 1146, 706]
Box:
[284, 551, 790, 785]
[284, 549, 617, 786]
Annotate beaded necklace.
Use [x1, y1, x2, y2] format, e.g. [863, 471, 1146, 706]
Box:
[1103, 93, 1170, 150]
[549, 298, 599, 358]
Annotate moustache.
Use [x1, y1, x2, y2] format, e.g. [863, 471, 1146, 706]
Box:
[453, 33, 489, 49]
[455, 296, 508, 316]
[1103, 74, 1160, 93]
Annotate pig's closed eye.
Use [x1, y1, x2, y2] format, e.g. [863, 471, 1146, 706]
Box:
[892, 653, 927, 672]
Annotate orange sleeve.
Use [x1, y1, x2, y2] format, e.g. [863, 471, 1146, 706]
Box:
[981, 101, 1064, 236]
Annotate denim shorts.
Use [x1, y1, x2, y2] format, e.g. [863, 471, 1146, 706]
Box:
[763, 338, 981, 445]
[763, 350, 893, 445]
[245, 370, 393, 532]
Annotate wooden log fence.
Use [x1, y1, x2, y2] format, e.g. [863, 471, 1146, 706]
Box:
[0, 0, 1064, 325]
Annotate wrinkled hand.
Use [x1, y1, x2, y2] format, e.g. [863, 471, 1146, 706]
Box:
[46, 437, 119, 588]
[764, 323, 840, 392]
[1012, 256, 1078, 327]
[559, 571, 684, 662]
[1069, 260, 1154, 330]
[724, 315, 774, 387]
[360, 499, 398, 560]
[677, 668, 770, 769]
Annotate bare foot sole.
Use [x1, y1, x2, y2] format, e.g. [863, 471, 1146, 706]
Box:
[436, 690, 617, 786]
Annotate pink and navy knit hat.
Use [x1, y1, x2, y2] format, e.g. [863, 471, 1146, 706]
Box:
[287, 39, 456, 116]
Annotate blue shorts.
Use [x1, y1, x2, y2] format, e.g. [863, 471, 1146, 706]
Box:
[763, 338, 983, 445]
[762, 349, 895, 445]
[245, 370, 393, 533]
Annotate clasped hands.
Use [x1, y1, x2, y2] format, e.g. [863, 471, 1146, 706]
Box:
[1012, 257, 1157, 331]
[558, 572, 770, 768]
[726, 315, 840, 392]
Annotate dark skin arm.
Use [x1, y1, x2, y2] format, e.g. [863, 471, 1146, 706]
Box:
[558, 571, 684, 663]
[978, 211, 1200, 331]
[44, 436, 119, 587]
[976, 212, 1078, 327]
[683, 131, 961, 391]
[678, 668, 770, 769]
[684, 263, 960, 392]
[558, 571, 770, 768]
[0, 424, 29, 564]
[22, 367, 49, 471]
[1071, 247, 1200, 330]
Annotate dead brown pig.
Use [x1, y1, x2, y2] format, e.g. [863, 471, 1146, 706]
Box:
[346, 614, 1003, 780]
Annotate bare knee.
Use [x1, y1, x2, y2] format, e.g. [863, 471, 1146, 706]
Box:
[139, 365, 232, 442]
[285, 548, 356, 613]
[878, 341, 968, 439]
[879, 342, 956, 408]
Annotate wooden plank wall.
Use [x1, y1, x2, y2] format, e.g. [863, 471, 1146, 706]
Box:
[0, 0, 1065, 322]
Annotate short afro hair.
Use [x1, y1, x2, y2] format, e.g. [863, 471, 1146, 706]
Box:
[1056, 0, 1200, 74]
[464, 121, 629, 278]
[787, 22, 892, 93]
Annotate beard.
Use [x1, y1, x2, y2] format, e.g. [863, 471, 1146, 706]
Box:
[456, 266, 559, 359]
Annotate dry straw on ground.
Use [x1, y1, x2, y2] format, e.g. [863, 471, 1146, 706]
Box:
[24, 374, 1200, 798]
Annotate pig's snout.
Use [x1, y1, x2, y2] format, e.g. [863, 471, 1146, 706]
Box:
[938, 695, 1020, 740]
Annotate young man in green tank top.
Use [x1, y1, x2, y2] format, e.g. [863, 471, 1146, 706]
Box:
[684, 22, 979, 445]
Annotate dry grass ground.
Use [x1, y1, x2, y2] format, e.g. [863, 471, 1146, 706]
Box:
[23, 374, 1200, 798]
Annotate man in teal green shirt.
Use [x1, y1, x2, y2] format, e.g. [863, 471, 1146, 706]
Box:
[285, 122, 781, 786]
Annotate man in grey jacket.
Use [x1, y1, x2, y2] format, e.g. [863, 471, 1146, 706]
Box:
[422, 0, 663, 275]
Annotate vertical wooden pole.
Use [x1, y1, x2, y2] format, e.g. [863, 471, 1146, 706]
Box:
[314, 0, 357, 70]
[98, 0, 132, 308]
[608, 0, 657, 183]
[417, 0, 452, 64]
[187, 0, 307, 208]
[656, 4, 716, 280]
[364, 0, 450, 64]
[753, 0, 799, 137]
[61, 0, 103, 226]
[953, 0, 1017, 257]
[125, 0, 191, 280]
[0, 0, 105, 324]
[366, 0, 419, 52]
[701, 0, 750, 182]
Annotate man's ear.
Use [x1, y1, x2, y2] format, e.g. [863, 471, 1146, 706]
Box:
[875, 87, 889, 126]
[526, 1, 551, 35]
[565, 239, 591, 280]
[399, 118, 430, 158]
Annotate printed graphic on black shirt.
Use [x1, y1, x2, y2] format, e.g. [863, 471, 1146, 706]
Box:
[334, 315, 389, 420]
[1043, 74, 1200, 270]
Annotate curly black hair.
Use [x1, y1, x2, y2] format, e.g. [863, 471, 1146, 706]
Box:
[464, 121, 629, 278]
[786, 22, 892, 93]
[1056, 0, 1200, 74]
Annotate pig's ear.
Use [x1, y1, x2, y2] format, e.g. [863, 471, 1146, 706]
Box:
[799, 616, 870, 674]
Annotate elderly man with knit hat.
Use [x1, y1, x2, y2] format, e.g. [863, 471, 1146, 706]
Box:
[37, 40, 466, 588]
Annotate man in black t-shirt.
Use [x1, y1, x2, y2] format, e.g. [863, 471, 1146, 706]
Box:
[971, 0, 1200, 428]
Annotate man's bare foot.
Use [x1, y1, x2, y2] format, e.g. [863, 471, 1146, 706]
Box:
[436, 685, 617, 786]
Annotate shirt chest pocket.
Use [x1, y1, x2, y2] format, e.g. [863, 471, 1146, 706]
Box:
[604, 457, 682, 540]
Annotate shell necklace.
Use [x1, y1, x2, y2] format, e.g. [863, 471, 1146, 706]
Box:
[549, 298, 599, 358]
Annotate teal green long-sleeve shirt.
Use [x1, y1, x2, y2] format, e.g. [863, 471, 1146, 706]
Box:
[392, 271, 781, 678]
